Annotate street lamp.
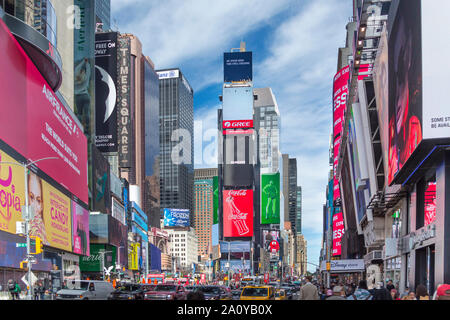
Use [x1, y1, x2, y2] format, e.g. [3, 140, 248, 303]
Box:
[0, 156, 58, 300]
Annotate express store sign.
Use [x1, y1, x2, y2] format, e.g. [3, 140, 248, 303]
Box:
[223, 120, 254, 129]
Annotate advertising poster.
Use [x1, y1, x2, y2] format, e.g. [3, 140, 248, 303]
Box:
[220, 260, 251, 273]
[332, 65, 350, 202]
[222, 86, 254, 121]
[163, 209, 190, 227]
[332, 212, 344, 256]
[92, 145, 111, 213]
[261, 173, 280, 224]
[388, 0, 422, 184]
[213, 176, 219, 225]
[424, 181, 436, 226]
[223, 189, 253, 238]
[0, 19, 88, 205]
[28, 176, 72, 252]
[108, 214, 128, 248]
[112, 198, 126, 225]
[95, 32, 118, 152]
[72, 201, 90, 256]
[129, 242, 139, 270]
[0, 147, 25, 234]
[224, 51, 252, 83]
[79, 244, 115, 272]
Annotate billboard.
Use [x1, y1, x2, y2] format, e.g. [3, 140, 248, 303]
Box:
[424, 181, 436, 226]
[219, 240, 251, 253]
[108, 214, 128, 249]
[27, 172, 72, 252]
[129, 242, 140, 270]
[0, 20, 88, 205]
[332, 212, 344, 256]
[72, 201, 90, 256]
[224, 51, 252, 83]
[92, 146, 111, 213]
[222, 120, 254, 129]
[163, 209, 190, 227]
[223, 189, 253, 238]
[117, 36, 133, 168]
[260, 173, 280, 224]
[112, 198, 126, 225]
[332, 65, 350, 202]
[95, 32, 118, 152]
[222, 86, 254, 121]
[79, 244, 115, 272]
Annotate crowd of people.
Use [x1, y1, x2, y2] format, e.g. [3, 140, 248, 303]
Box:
[298, 276, 450, 300]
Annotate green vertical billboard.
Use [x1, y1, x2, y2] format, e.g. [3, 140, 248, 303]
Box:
[261, 172, 280, 224]
[213, 176, 219, 224]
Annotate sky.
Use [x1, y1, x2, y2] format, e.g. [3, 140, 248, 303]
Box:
[112, 0, 352, 272]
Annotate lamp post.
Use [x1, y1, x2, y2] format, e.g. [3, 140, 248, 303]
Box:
[0, 157, 57, 300]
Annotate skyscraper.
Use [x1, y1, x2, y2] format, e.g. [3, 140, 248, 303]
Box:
[254, 87, 280, 172]
[296, 186, 302, 234]
[157, 68, 194, 226]
[95, 0, 111, 31]
[282, 155, 298, 235]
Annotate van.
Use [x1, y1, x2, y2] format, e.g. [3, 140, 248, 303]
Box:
[55, 280, 115, 300]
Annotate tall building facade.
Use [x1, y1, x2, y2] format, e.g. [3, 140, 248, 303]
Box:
[296, 186, 302, 234]
[95, 0, 110, 31]
[254, 87, 280, 172]
[194, 168, 218, 259]
[157, 68, 194, 225]
[282, 155, 298, 234]
[166, 228, 198, 272]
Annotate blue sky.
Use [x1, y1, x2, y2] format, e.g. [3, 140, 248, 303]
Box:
[112, 0, 352, 272]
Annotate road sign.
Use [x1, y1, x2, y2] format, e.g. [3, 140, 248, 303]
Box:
[21, 272, 37, 287]
[21, 205, 35, 220]
[16, 243, 27, 248]
[16, 221, 26, 235]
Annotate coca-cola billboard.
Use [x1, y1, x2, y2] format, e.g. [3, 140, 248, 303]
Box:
[223, 189, 253, 238]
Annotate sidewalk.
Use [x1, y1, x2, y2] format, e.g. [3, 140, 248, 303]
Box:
[0, 291, 53, 300]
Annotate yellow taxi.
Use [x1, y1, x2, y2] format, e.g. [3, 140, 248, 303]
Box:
[239, 285, 275, 300]
[275, 289, 287, 300]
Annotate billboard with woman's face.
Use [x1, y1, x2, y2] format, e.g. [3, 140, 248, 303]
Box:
[388, 0, 423, 185]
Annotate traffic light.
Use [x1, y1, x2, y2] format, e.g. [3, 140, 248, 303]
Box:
[30, 236, 43, 255]
[20, 261, 28, 269]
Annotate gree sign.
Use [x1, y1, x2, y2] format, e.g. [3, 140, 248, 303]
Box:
[222, 120, 253, 129]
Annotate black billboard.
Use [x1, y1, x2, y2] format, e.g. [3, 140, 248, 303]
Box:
[95, 32, 118, 152]
[224, 51, 252, 83]
[92, 145, 111, 213]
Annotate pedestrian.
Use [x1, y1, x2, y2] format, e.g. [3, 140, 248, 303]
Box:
[347, 280, 372, 300]
[400, 286, 410, 299]
[13, 281, 21, 300]
[415, 284, 429, 300]
[402, 291, 416, 300]
[372, 281, 392, 300]
[390, 289, 400, 300]
[299, 276, 319, 300]
[435, 284, 450, 300]
[33, 281, 40, 300]
[386, 279, 395, 292]
[326, 285, 346, 300]
[8, 279, 16, 300]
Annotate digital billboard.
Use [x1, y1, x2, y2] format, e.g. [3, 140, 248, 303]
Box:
[92, 146, 111, 214]
[224, 51, 252, 83]
[112, 197, 126, 225]
[222, 86, 254, 121]
[95, 32, 118, 152]
[333, 65, 350, 202]
[0, 20, 88, 204]
[332, 211, 344, 256]
[213, 176, 219, 225]
[223, 189, 253, 238]
[163, 209, 190, 227]
[261, 173, 280, 224]
[424, 181, 436, 226]
[72, 201, 90, 256]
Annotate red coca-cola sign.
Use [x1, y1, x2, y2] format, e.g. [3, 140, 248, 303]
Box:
[223, 189, 253, 237]
[222, 120, 254, 129]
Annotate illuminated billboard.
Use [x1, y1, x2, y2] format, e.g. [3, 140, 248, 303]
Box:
[332, 212, 344, 256]
[163, 209, 190, 227]
[223, 189, 253, 238]
[260, 173, 280, 225]
[222, 86, 254, 121]
[223, 51, 252, 83]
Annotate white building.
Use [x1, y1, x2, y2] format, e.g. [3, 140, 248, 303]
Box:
[165, 227, 199, 271]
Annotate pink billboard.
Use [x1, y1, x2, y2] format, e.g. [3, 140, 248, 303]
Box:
[0, 19, 88, 204]
[332, 212, 344, 256]
[332, 65, 350, 202]
[223, 189, 253, 238]
[72, 201, 90, 256]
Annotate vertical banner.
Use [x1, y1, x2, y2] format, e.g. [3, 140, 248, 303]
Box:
[0, 147, 25, 234]
[72, 201, 90, 256]
[117, 36, 132, 168]
[129, 242, 139, 270]
[332, 212, 344, 257]
[260, 172, 280, 224]
[95, 32, 118, 152]
[332, 65, 350, 203]
[213, 176, 219, 224]
[223, 189, 253, 238]
[92, 146, 111, 213]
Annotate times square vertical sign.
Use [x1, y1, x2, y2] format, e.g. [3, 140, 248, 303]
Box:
[117, 36, 132, 168]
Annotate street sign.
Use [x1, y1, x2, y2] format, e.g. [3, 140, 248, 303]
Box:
[21, 205, 35, 220]
[21, 272, 37, 287]
[16, 243, 27, 248]
[16, 221, 26, 235]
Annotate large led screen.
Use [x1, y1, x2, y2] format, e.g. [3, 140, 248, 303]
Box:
[0, 20, 88, 204]
[223, 189, 253, 238]
[163, 208, 190, 227]
[224, 51, 252, 83]
[260, 173, 280, 224]
[332, 212, 344, 257]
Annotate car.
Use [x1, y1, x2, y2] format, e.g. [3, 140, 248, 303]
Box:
[231, 289, 242, 300]
[144, 284, 187, 300]
[184, 285, 198, 293]
[240, 285, 275, 300]
[275, 289, 287, 300]
[55, 280, 115, 300]
[196, 285, 232, 300]
[280, 286, 294, 300]
[108, 283, 145, 300]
